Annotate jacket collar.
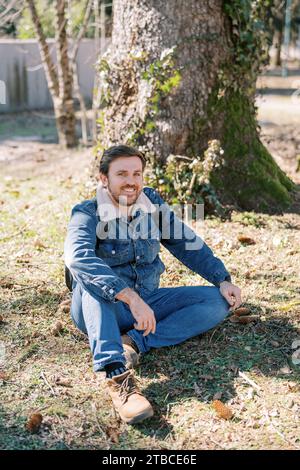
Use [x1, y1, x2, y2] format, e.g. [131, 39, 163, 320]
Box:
[96, 183, 156, 222]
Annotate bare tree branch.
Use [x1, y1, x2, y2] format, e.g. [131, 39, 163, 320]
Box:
[55, 0, 73, 100]
[70, 0, 93, 61]
[0, 0, 20, 20]
[0, 0, 23, 28]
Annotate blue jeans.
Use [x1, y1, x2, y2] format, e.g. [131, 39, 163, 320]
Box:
[70, 283, 231, 372]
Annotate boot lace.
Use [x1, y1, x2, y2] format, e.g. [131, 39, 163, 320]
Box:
[113, 373, 141, 405]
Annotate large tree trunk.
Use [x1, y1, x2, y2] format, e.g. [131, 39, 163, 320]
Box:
[96, 0, 294, 213]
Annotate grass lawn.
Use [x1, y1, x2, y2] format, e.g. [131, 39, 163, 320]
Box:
[0, 112, 299, 450]
[0, 97, 300, 450]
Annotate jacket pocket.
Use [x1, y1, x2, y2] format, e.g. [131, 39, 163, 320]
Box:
[96, 240, 130, 266]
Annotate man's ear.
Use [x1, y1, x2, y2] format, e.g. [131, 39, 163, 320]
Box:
[99, 173, 108, 187]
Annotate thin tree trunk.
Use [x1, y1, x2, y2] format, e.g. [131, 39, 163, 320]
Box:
[55, 0, 77, 147]
[92, 0, 101, 143]
[73, 66, 88, 144]
[271, 28, 283, 67]
[26, 0, 77, 148]
[92, 0, 111, 143]
[25, 0, 59, 98]
[68, 0, 94, 145]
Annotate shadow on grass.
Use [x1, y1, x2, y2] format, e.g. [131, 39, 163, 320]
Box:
[132, 303, 300, 437]
[1, 288, 300, 445]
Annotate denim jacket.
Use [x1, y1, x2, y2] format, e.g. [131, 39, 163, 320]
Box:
[64, 186, 231, 303]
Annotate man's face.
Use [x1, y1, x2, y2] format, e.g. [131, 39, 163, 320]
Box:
[100, 156, 144, 206]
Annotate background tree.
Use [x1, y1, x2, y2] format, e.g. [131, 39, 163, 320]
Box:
[269, 0, 300, 68]
[25, 0, 78, 147]
[95, 0, 295, 213]
[14, 0, 112, 39]
[17, 0, 95, 38]
[270, 0, 285, 67]
[1, 0, 97, 147]
[0, 0, 23, 37]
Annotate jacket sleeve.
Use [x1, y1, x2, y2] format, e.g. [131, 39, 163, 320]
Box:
[144, 187, 231, 287]
[64, 200, 128, 302]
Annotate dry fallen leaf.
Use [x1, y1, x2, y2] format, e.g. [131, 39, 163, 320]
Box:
[61, 306, 70, 313]
[55, 376, 72, 387]
[26, 413, 43, 433]
[0, 315, 4, 323]
[52, 321, 63, 336]
[212, 400, 233, 420]
[59, 299, 71, 313]
[106, 426, 120, 443]
[34, 240, 47, 250]
[237, 235, 256, 245]
[287, 382, 300, 393]
[0, 371, 8, 381]
[0, 279, 14, 289]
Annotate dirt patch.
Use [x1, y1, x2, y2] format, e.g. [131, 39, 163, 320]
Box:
[0, 140, 94, 180]
[0, 110, 95, 180]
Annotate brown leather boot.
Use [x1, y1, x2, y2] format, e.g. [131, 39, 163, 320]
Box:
[106, 370, 153, 424]
[122, 334, 140, 369]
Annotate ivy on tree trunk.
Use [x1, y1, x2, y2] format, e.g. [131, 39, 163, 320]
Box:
[95, 0, 295, 213]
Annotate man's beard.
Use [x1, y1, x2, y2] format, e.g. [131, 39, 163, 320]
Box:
[107, 181, 142, 207]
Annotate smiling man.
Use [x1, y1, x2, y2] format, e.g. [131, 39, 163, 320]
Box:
[64, 144, 242, 425]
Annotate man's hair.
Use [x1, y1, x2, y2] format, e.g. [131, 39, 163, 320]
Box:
[99, 145, 147, 175]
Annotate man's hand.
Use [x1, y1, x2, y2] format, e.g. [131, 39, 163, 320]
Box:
[219, 281, 242, 311]
[115, 287, 156, 336]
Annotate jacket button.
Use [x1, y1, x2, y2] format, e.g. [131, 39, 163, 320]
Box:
[136, 255, 140, 260]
